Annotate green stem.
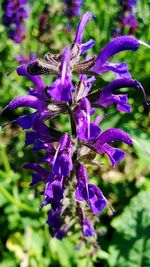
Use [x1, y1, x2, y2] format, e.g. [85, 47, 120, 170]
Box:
[0, 185, 38, 214]
[0, 146, 11, 174]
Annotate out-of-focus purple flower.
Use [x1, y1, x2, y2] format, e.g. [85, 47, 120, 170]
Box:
[64, 0, 83, 18]
[123, 13, 138, 34]
[118, 0, 138, 10]
[113, 0, 139, 36]
[2, 0, 29, 43]
[39, 5, 49, 37]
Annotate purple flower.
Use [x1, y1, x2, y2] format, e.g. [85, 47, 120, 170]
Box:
[76, 164, 107, 215]
[64, 0, 83, 18]
[91, 36, 139, 76]
[2, 0, 29, 43]
[75, 97, 101, 141]
[90, 128, 132, 167]
[118, 0, 138, 10]
[74, 12, 95, 54]
[82, 218, 96, 237]
[88, 78, 148, 113]
[47, 47, 74, 102]
[17, 65, 46, 92]
[2, 11, 148, 240]
[53, 134, 73, 176]
[43, 173, 64, 205]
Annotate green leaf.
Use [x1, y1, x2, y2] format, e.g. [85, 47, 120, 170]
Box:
[107, 191, 150, 267]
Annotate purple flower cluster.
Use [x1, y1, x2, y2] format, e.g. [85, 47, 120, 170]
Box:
[3, 12, 148, 239]
[114, 0, 138, 36]
[64, 0, 82, 18]
[2, 0, 28, 43]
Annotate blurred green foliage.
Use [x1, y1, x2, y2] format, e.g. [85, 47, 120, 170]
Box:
[0, 0, 150, 266]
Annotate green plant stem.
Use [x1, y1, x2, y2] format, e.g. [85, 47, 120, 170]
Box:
[0, 184, 38, 214]
[0, 146, 11, 174]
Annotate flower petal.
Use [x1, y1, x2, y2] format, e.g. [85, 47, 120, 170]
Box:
[100, 143, 126, 167]
[48, 47, 74, 102]
[74, 12, 93, 44]
[88, 184, 107, 215]
[81, 39, 95, 54]
[94, 128, 132, 146]
[8, 95, 44, 110]
[93, 36, 139, 69]
[82, 218, 96, 237]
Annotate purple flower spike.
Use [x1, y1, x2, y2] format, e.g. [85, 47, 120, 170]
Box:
[92, 36, 139, 72]
[53, 134, 73, 176]
[74, 12, 93, 44]
[2, 11, 148, 239]
[2, 0, 28, 43]
[17, 65, 45, 91]
[82, 218, 96, 237]
[100, 144, 126, 167]
[48, 47, 74, 102]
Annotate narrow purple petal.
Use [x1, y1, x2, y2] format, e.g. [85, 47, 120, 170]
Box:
[89, 78, 148, 112]
[94, 36, 139, 68]
[82, 218, 96, 237]
[104, 62, 131, 78]
[25, 131, 40, 146]
[8, 95, 45, 110]
[95, 128, 132, 146]
[74, 12, 93, 44]
[81, 39, 95, 54]
[48, 47, 74, 102]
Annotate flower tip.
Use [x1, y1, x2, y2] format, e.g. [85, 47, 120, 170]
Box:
[139, 40, 150, 49]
